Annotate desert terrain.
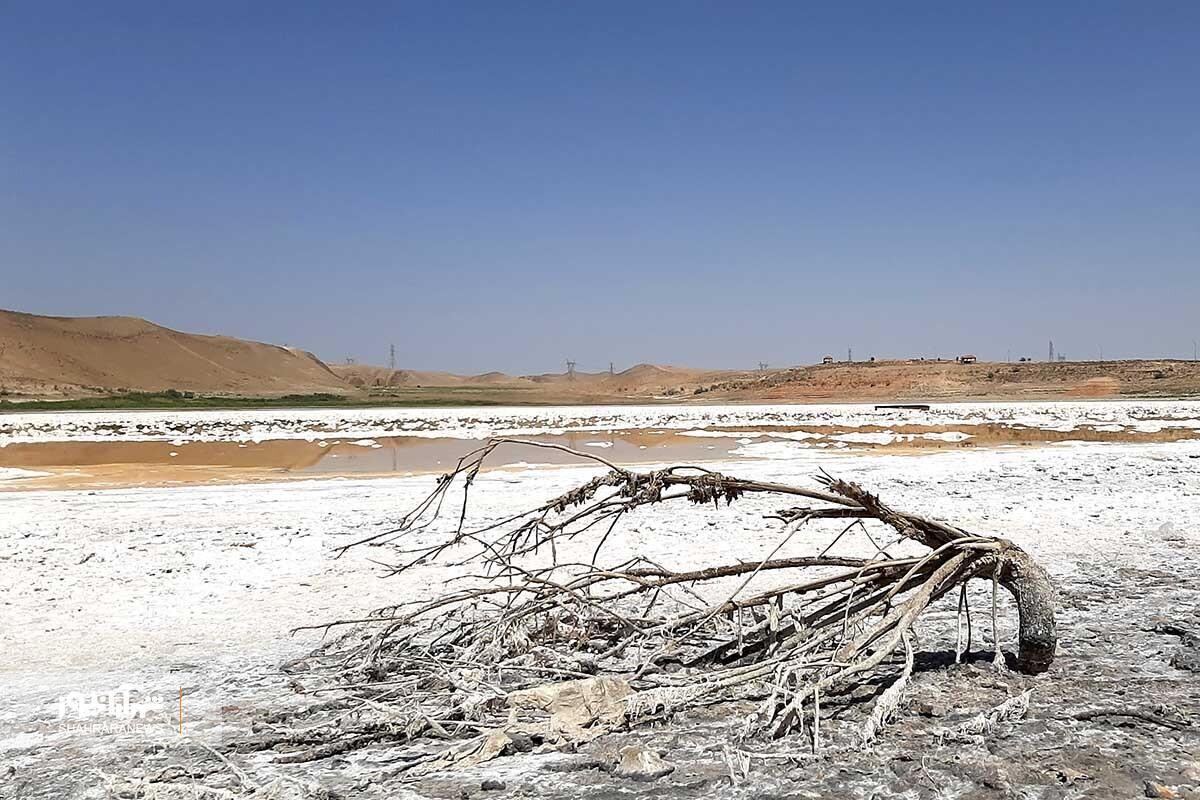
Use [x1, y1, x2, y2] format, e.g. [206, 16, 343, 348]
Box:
[1, 402, 1198, 799]
[7, 2, 1196, 798]
[3, 310, 1199, 406]
[2, 313, 1199, 798]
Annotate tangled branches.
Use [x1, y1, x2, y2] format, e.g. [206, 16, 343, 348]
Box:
[267, 439, 1056, 773]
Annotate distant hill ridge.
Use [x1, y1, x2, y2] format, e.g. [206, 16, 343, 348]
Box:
[4, 309, 1197, 402]
[330, 361, 733, 391]
[0, 309, 347, 397]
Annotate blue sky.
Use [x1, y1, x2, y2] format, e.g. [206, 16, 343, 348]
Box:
[3, 2, 1198, 372]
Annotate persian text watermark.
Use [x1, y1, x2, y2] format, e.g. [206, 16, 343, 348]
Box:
[53, 684, 178, 734]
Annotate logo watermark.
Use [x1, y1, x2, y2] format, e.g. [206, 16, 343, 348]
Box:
[53, 684, 175, 734]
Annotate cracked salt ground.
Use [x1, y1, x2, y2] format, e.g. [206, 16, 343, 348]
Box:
[1, 414, 1198, 798]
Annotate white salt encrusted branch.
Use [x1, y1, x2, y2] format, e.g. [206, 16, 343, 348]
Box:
[939, 689, 1032, 743]
[861, 630, 915, 748]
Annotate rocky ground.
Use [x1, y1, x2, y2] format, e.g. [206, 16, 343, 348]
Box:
[2, 433, 1198, 799]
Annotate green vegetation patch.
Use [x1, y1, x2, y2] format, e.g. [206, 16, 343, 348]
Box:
[0, 389, 526, 411]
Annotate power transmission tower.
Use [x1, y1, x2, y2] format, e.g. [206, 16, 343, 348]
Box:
[389, 344, 396, 371]
[758, 361, 768, 372]
[565, 360, 576, 380]
[1048, 340, 1055, 362]
[847, 347, 853, 363]
[609, 362, 615, 376]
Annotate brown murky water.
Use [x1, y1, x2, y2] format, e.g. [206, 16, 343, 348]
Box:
[0, 431, 742, 490]
[0, 423, 1194, 490]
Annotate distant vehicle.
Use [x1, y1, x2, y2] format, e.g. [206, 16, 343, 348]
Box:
[957, 354, 978, 364]
[821, 355, 834, 364]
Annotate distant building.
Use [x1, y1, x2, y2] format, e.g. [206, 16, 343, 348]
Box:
[821, 355, 834, 364]
[957, 354, 978, 364]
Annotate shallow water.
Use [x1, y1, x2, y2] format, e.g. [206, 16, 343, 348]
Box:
[1, 401, 1198, 490]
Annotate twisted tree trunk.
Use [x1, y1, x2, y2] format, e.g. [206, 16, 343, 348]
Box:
[995, 545, 1058, 673]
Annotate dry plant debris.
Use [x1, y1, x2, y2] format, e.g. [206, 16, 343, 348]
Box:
[237, 438, 1058, 776]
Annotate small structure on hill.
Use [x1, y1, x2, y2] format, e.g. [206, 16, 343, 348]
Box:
[957, 354, 978, 364]
[821, 355, 834, 364]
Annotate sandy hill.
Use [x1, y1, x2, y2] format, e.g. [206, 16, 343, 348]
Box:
[332, 365, 550, 389]
[472, 371, 523, 385]
[331, 365, 471, 389]
[516, 364, 748, 390]
[0, 310, 349, 397]
[705, 358, 1200, 402]
[619, 363, 695, 380]
[337, 361, 754, 398]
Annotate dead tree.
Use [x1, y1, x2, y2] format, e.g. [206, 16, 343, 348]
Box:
[261, 439, 1056, 772]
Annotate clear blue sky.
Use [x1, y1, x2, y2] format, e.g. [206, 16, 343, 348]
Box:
[3, 2, 1198, 373]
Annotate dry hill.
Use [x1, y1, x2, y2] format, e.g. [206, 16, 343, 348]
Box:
[331, 365, 475, 389]
[4, 309, 1198, 403]
[0, 310, 349, 397]
[326, 359, 1200, 403]
[702, 358, 1200, 402]
[334, 362, 755, 397]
